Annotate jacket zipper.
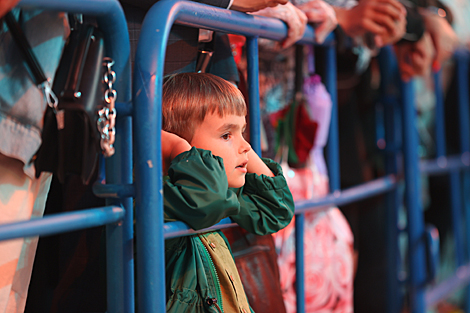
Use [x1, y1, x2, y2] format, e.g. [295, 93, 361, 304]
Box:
[199, 236, 224, 313]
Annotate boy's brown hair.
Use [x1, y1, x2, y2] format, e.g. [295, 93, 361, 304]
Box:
[162, 73, 247, 142]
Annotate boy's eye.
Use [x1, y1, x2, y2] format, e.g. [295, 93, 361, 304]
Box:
[221, 133, 230, 140]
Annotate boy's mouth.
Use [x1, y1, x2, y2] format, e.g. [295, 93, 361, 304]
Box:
[236, 160, 248, 170]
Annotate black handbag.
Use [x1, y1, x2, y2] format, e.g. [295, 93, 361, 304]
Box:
[5, 13, 116, 185]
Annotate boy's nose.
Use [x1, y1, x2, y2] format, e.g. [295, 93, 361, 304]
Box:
[239, 138, 251, 154]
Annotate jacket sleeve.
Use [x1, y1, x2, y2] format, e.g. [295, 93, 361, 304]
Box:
[164, 147, 240, 230]
[230, 158, 295, 236]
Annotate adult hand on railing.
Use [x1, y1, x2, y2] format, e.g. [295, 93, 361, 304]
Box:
[296, 0, 337, 44]
[334, 0, 406, 48]
[0, 0, 20, 18]
[251, 2, 308, 49]
[394, 31, 434, 82]
[230, 0, 288, 13]
[161, 130, 191, 175]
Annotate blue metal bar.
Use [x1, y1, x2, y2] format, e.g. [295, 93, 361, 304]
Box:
[323, 43, 340, 192]
[455, 49, 470, 313]
[294, 175, 396, 213]
[433, 71, 446, 157]
[163, 175, 397, 239]
[401, 80, 426, 313]
[246, 36, 261, 154]
[433, 69, 465, 270]
[378, 46, 402, 313]
[456, 50, 470, 154]
[93, 183, 136, 199]
[164, 218, 238, 239]
[420, 154, 470, 175]
[116, 101, 134, 117]
[106, 115, 135, 313]
[0, 206, 124, 241]
[133, 1, 325, 311]
[450, 171, 464, 266]
[17, 1, 133, 311]
[425, 262, 470, 307]
[295, 214, 306, 313]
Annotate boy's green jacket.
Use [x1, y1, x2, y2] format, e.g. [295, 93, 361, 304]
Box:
[164, 148, 295, 313]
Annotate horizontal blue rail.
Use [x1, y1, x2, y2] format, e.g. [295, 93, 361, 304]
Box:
[0, 206, 124, 241]
[425, 262, 470, 307]
[420, 154, 470, 175]
[163, 175, 397, 238]
[94, 183, 135, 199]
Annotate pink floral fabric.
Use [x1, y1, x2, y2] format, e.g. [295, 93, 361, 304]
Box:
[274, 162, 354, 313]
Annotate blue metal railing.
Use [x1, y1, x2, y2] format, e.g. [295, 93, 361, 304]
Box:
[133, 1, 403, 312]
[1, 1, 469, 313]
[0, 1, 133, 312]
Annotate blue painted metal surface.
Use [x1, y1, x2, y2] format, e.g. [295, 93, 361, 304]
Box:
[433, 70, 465, 270]
[14, 1, 133, 312]
[246, 37, 261, 154]
[133, 1, 327, 312]
[377, 46, 402, 313]
[0, 206, 124, 241]
[455, 50, 470, 313]
[420, 154, 470, 175]
[401, 80, 426, 313]
[295, 214, 306, 313]
[322, 43, 340, 192]
[94, 183, 136, 199]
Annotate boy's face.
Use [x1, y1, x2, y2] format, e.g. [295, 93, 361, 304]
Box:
[190, 113, 251, 188]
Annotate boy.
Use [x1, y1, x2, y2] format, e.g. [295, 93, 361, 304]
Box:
[161, 73, 294, 313]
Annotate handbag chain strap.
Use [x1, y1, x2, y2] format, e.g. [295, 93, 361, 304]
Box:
[98, 57, 117, 157]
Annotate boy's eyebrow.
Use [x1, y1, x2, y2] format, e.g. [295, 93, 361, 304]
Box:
[218, 122, 247, 132]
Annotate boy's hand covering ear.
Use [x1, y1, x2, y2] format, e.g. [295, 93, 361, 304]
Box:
[162, 131, 191, 175]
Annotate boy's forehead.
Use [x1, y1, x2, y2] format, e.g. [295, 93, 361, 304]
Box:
[200, 113, 246, 129]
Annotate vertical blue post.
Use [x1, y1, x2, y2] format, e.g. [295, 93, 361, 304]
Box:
[94, 4, 134, 312]
[434, 70, 465, 267]
[456, 50, 470, 313]
[433, 71, 446, 157]
[133, 3, 173, 311]
[401, 80, 426, 313]
[378, 46, 401, 313]
[106, 117, 134, 313]
[295, 214, 305, 313]
[323, 43, 340, 192]
[246, 37, 261, 154]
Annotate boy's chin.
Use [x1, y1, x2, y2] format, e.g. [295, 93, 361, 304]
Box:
[228, 177, 245, 189]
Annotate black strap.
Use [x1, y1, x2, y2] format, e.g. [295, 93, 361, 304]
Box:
[4, 12, 48, 86]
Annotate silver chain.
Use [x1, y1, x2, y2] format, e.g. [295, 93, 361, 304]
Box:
[97, 57, 116, 158]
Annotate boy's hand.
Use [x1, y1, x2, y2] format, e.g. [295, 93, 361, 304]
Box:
[246, 150, 275, 177]
[162, 130, 191, 175]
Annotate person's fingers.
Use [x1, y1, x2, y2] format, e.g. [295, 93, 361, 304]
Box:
[361, 18, 388, 36]
[303, 8, 326, 23]
[373, 0, 405, 22]
[314, 21, 329, 43]
[282, 8, 307, 48]
[272, 0, 288, 6]
[377, 0, 406, 16]
[371, 11, 401, 36]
